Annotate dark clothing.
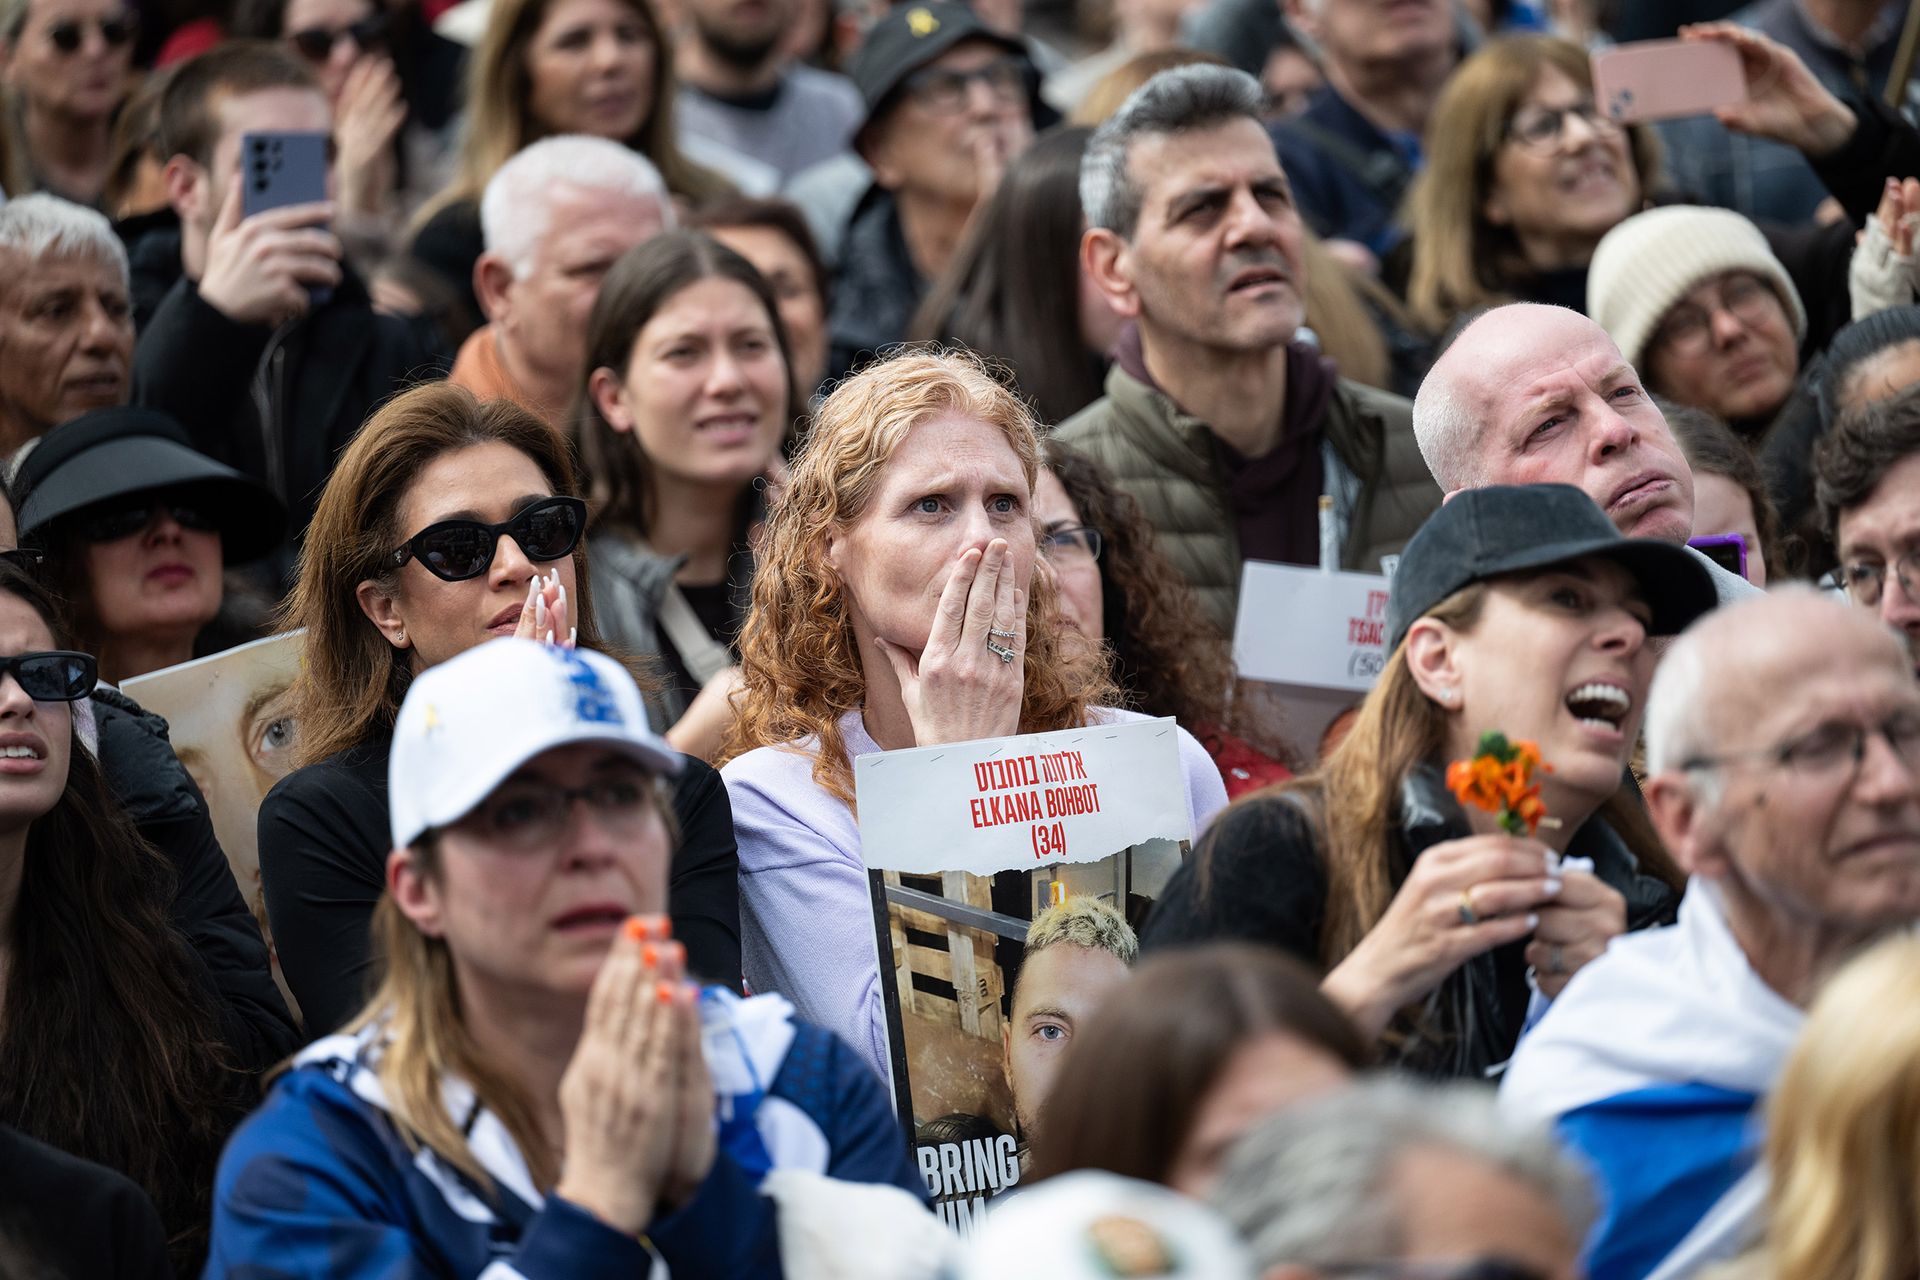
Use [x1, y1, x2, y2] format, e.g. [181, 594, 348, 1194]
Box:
[827, 187, 924, 381]
[661, 578, 736, 707]
[1655, 0, 1913, 225]
[1214, 344, 1333, 566]
[129, 236, 444, 553]
[93, 686, 300, 1073]
[1271, 85, 1422, 259]
[407, 197, 485, 327]
[0, 1124, 171, 1280]
[118, 208, 184, 333]
[259, 735, 744, 1034]
[1142, 765, 1680, 1079]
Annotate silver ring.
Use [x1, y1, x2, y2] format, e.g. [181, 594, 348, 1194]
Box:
[988, 627, 1018, 639]
[986, 641, 1017, 664]
[1456, 890, 1478, 927]
[1548, 944, 1566, 976]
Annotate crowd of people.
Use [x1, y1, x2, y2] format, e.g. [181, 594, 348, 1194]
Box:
[2, 0, 1920, 1274]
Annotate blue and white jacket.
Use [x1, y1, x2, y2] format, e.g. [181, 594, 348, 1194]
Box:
[202, 989, 924, 1279]
[1499, 882, 1802, 1280]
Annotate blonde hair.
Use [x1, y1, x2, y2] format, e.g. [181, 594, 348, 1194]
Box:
[718, 349, 1116, 805]
[416, 0, 728, 225]
[1402, 35, 1660, 336]
[1761, 934, 1920, 1280]
[1026, 895, 1138, 964]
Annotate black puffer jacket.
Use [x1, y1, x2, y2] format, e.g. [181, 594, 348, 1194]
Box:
[1143, 763, 1678, 1080]
[92, 686, 300, 1072]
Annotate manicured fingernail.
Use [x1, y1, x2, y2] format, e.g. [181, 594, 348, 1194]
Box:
[656, 981, 676, 1005]
[1525, 913, 1541, 929]
[1544, 877, 1563, 896]
[568, 626, 577, 647]
[525, 578, 539, 607]
[623, 916, 648, 942]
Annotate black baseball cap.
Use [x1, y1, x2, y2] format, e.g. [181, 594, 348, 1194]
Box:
[1385, 484, 1716, 652]
[848, 1, 1031, 131]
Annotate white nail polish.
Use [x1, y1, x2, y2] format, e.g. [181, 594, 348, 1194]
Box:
[1544, 877, 1563, 896]
[568, 626, 577, 647]
[1525, 913, 1540, 929]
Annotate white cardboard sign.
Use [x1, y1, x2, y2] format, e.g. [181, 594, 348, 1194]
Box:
[1233, 560, 1393, 688]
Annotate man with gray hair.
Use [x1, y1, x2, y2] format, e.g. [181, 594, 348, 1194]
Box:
[1055, 64, 1438, 639]
[1211, 1077, 1591, 1280]
[451, 134, 674, 428]
[1501, 588, 1920, 1280]
[0, 193, 132, 454]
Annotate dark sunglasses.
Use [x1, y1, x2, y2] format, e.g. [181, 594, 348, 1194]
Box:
[47, 13, 136, 52]
[0, 651, 98, 702]
[77, 499, 219, 544]
[288, 12, 388, 61]
[389, 496, 587, 583]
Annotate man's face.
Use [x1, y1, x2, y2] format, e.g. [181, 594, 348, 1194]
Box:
[1380, 1146, 1582, 1280]
[181, 87, 334, 247]
[1663, 608, 1920, 953]
[1439, 306, 1694, 543]
[1288, 0, 1453, 73]
[1000, 941, 1129, 1143]
[1094, 118, 1307, 359]
[864, 40, 1034, 210]
[685, 0, 789, 69]
[495, 185, 668, 386]
[1835, 450, 1920, 676]
[0, 249, 132, 448]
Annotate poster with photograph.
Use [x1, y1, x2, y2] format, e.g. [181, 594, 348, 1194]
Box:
[125, 630, 306, 1016]
[853, 717, 1193, 1235]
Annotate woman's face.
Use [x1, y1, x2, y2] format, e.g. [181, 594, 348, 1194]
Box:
[4, 0, 133, 123]
[1034, 468, 1103, 644]
[1485, 65, 1639, 269]
[524, 0, 655, 142]
[0, 594, 73, 834]
[826, 413, 1036, 655]
[1439, 558, 1655, 806]
[282, 0, 376, 105]
[1163, 1032, 1353, 1198]
[595, 276, 789, 499]
[361, 441, 579, 671]
[704, 225, 829, 398]
[81, 499, 225, 658]
[401, 744, 671, 999]
[1644, 271, 1800, 425]
[1691, 471, 1767, 587]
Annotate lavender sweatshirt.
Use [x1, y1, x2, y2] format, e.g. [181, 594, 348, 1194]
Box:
[722, 708, 1230, 1080]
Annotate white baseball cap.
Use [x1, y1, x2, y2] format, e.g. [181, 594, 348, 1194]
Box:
[388, 639, 681, 848]
[955, 1172, 1255, 1280]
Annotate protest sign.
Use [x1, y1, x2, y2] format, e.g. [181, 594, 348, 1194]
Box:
[1233, 561, 1392, 760]
[854, 717, 1191, 1236]
[126, 631, 306, 1016]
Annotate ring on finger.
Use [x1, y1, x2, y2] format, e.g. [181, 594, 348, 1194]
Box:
[1548, 944, 1567, 976]
[988, 627, 1018, 639]
[1456, 889, 1479, 927]
[986, 640, 1017, 664]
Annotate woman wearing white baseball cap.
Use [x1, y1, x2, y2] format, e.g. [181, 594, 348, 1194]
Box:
[205, 639, 930, 1277]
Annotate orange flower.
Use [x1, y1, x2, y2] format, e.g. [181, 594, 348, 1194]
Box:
[1449, 732, 1554, 837]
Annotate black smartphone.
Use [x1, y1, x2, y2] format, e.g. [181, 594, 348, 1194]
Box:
[1689, 534, 1748, 581]
[240, 131, 329, 218]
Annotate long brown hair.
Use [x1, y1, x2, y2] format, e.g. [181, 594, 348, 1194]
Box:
[1030, 943, 1369, 1183]
[419, 0, 728, 221]
[574, 230, 799, 539]
[0, 560, 243, 1273]
[719, 350, 1117, 806]
[283, 382, 618, 767]
[1403, 35, 1661, 335]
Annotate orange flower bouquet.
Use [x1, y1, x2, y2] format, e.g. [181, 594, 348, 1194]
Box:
[1447, 731, 1553, 837]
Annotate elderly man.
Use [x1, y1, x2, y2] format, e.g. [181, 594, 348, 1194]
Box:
[1056, 64, 1438, 638]
[0, 193, 132, 454]
[1502, 589, 1920, 1280]
[1413, 301, 1755, 603]
[1211, 1078, 1591, 1280]
[452, 134, 673, 429]
[1816, 382, 1920, 676]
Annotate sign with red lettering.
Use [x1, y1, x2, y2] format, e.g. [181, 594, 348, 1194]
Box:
[853, 716, 1190, 1236]
[1232, 561, 1392, 759]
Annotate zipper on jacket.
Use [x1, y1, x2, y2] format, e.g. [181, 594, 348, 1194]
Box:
[250, 323, 294, 504]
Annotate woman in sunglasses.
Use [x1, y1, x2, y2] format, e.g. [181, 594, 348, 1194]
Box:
[0, 0, 135, 206]
[0, 558, 250, 1274]
[575, 232, 796, 760]
[15, 406, 287, 684]
[261, 381, 741, 1035]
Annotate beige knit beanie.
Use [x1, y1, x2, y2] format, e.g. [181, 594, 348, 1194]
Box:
[1587, 205, 1808, 370]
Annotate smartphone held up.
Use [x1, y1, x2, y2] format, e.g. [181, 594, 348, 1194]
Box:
[1590, 40, 1748, 125]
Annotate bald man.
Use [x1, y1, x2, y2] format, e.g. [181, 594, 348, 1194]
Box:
[1502, 589, 1920, 1280]
[1412, 302, 1755, 602]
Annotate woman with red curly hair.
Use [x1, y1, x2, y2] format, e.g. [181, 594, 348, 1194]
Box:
[717, 350, 1228, 1079]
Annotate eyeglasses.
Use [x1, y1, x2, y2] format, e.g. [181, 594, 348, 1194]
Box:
[1682, 712, 1920, 783]
[288, 12, 387, 62]
[46, 12, 136, 52]
[1320, 1258, 1552, 1280]
[901, 55, 1030, 114]
[455, 769, 658, 851]
[389, 495, 587, 583]
[1504, 100, 1620, 151]
[1837, 549, 1920, 608]
[1649, 273, 1783, 357]
[76, 499, 219, 544]
[1040, 524, 1103, 565]
[0, 651, 98, 702]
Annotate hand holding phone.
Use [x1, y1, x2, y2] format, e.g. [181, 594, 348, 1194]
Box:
[1590, 40, 1746, 125]
[198, 160, 341, 329]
